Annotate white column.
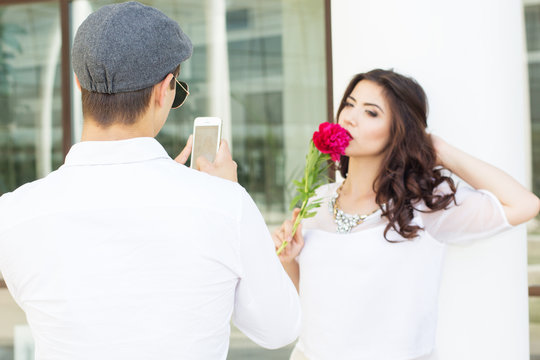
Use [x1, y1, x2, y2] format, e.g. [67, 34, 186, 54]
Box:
[331, 0, 529, 359]
[36, 19, 61, 178]
[71, 0, 93, 143]
[205, 0, 232, 148]
[282, 0, 327, 200]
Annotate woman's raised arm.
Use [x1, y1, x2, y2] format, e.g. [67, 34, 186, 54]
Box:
[432, 134, 540, 226]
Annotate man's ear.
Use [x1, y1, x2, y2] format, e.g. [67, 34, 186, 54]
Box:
[155, 73, 174, 108]
[74, 74, 82, 91]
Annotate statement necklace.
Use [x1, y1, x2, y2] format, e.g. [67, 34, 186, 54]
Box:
[329, 182, 380, 234]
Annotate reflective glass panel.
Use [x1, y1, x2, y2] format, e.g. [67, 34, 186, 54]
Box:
[0, 0, 326, 358]
[69, 0, 327, 357]
[525, 4, 540, 359]
[0, 2, 63, 358]
[0, 2, 63, 196]
[71, 0, 327, 225]
[527, 5, 540, 53]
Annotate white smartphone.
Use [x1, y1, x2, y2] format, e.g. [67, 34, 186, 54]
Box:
[190, 117, 222, 169]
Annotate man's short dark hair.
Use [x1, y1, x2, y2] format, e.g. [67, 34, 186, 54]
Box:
[81, 65, 180, 127]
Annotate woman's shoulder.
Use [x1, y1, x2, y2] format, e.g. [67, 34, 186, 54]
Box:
[306, 181, 341, 208]
[412, 180, 456, 211]
[301, 181, 342, 232]
[314, 180, 342, 199]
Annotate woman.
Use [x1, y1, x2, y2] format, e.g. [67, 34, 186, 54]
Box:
[273, 69, 540, 360]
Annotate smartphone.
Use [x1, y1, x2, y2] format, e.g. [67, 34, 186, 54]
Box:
[190, 117, 222, 169]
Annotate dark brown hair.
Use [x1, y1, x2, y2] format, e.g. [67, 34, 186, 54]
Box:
[81, 65, 180, 126]
[337, 69, 456, 240]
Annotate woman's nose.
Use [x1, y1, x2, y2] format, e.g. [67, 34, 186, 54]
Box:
[341, 114, 356, 127]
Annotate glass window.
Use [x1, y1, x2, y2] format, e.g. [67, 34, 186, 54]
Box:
[527, 5, 540, 53]
[530, 62, 540, 195]
[0, 0, 327, 359]
[73, 0, 327, 356]
[0, 2, 63, 357]
[0, 2, 63, 196]
[525, 4, 540, 360]
[71, 0, 328, 224]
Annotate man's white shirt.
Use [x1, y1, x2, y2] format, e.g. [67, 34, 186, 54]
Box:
[0, 137, 300, 360]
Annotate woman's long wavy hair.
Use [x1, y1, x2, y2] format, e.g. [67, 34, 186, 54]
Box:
[337, 69, 456, 241]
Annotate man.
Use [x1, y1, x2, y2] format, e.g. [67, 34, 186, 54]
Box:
[0, 2, 300, 359]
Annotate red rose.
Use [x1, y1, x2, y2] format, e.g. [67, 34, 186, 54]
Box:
[312, 122, 351, 161]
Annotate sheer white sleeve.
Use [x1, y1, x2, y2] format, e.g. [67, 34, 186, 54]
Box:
[419, 182, 512, 244]
[301, 182, 341, 233]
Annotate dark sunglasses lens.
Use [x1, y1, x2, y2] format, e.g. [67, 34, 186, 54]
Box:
[172, 81, 189, 109]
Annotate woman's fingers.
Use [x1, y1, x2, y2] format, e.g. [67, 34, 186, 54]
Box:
[292, 208, 301, 222]
[272, 228, 283, 248]
[275, 209, 305, 259]
[294, 223, 304, 247]
[271, 232, 279, 247]
[273, 221, 292, 257]
[282, 219, 293, 242]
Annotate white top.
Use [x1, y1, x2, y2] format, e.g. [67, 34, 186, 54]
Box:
[0, 137, 300, 360]
[294, 181, 511, 360]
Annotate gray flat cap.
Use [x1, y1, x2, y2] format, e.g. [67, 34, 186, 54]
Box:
[72, 1, 192, 94]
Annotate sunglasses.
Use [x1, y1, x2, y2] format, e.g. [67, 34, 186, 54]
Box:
[172, 76, 189, 109]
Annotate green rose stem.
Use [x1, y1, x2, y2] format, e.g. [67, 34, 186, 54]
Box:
[275, 195, 307, 256]
[276, 141, 330, 256]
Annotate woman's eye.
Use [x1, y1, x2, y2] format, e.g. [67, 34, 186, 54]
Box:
[344, 101, 354, 107]
[366, 110, 378, 117]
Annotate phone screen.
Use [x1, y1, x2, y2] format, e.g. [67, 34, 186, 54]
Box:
[192, 125, 220, 165]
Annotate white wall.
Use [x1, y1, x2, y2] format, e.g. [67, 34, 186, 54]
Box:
[331, 0, 530, 358]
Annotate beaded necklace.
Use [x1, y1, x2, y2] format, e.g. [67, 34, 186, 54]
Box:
[329, 181, 380, 233]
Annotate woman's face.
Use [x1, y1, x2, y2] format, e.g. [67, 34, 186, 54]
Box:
[338, 80, 392, 158]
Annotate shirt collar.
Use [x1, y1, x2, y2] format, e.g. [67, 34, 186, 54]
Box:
[64, 137, 171, 166]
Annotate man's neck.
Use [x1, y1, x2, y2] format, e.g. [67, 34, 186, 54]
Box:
[80, 117, 155, 141]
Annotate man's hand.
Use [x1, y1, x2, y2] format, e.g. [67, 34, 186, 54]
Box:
[196, 140, 238, 182]
[174, 135, 193, 165]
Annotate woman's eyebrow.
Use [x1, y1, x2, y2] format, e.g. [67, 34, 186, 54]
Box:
[347, 95, 357, 103]
[364, 102, 385, 114]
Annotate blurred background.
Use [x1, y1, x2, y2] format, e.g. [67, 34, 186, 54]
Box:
[0, 0, 538, 359]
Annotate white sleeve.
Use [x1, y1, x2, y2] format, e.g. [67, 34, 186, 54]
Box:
[231, 188, 301, 349]
[420, 183, 512, 244]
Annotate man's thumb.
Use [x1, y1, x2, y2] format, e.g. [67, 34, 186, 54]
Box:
[196, 156, 212, 172]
